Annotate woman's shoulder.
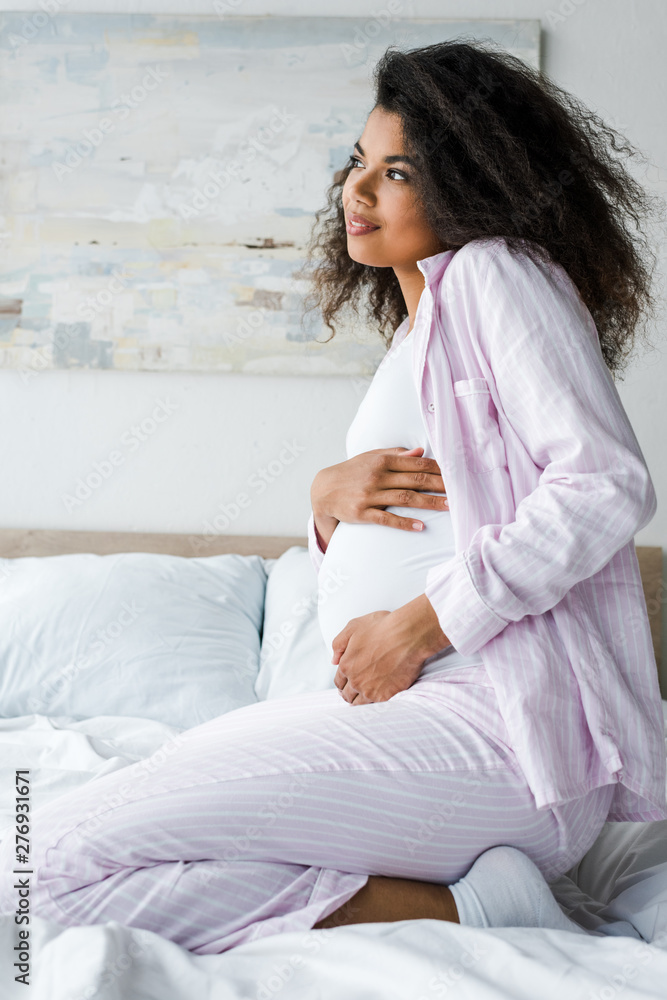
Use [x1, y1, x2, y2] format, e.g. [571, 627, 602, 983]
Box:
[435, 237, 507, 306]
[445, 236, 566, 297]
[451, 235, 546, 272]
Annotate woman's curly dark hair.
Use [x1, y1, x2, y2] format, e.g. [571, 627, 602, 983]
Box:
[299, 37, 664, 379]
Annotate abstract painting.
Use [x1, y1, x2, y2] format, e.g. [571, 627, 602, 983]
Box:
[0, 14, 539, 376]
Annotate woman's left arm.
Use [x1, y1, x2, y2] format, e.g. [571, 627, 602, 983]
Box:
[332, 596, 450, 704]
[422, 243, 657, 659]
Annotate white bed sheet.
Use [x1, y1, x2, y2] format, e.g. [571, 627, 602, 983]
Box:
[1, 708, 667, 1000]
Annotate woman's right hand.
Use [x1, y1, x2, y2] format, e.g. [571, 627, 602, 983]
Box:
[311, 446, 449, 543]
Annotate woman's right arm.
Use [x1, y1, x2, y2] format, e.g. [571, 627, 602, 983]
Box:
[313, 510, 339, 552]
[307, 475, 340, 575]
[306, 509, 332, 575]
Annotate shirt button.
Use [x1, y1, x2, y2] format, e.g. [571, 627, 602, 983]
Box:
[427, 402, 435, 412]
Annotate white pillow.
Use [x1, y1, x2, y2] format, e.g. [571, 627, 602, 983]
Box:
[0, 551, 267, 730]
[255, 546, 336, 700]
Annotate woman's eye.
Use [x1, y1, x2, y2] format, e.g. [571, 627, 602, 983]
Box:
[347, 154, 406, 181]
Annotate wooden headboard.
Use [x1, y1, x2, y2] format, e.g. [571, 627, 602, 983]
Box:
[0, 528, 304, 561]
[0, 529, 662, 692]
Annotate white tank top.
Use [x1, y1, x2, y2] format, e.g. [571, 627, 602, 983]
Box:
[317, 329, 484, 674]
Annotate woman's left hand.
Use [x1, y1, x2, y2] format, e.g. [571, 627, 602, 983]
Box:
[332, 609, 428, 705]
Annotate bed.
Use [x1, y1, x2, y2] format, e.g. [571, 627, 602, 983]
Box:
[0, 528, 665, 999]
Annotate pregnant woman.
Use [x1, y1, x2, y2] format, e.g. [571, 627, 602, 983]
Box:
[1, 39, 665, 953]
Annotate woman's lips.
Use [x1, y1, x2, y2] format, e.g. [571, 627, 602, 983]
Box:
[346, 218, 380, 235]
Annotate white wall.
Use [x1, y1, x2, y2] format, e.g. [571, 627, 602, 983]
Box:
[2, 2, 666, 641]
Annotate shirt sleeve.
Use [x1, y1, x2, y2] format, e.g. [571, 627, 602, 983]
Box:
[423, 243, 657, 657]
[306, 509, 326, 576]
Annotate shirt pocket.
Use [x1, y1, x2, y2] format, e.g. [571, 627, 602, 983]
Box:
[452, 378, 508, 474]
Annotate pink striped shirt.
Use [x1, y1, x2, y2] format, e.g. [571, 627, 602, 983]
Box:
[307, 236, 667, 822]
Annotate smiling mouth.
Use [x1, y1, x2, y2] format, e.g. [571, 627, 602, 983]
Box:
[346, 219, 380, 234]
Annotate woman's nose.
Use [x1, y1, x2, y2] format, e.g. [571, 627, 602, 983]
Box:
[347, 187, 376, 210]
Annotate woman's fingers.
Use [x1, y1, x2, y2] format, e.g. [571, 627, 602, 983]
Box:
[384, 449, 447, 493]
[382, 489, 448, 509]
[339, 680, 356, 703]
[368, 509, 434, 532]
[311, 446, 447, 532]
[392, 445, 442, 473]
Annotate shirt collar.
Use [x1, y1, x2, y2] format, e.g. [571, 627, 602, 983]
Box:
[390, 248, 459, 352]
[416, 248, 458, 286]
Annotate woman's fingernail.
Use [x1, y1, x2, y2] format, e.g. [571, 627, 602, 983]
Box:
[412, 522, 423, 530]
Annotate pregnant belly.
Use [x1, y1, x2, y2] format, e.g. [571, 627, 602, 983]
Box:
[317, 500, 466, 662]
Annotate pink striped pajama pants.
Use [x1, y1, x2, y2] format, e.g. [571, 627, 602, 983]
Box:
[0, 662, 614, 954]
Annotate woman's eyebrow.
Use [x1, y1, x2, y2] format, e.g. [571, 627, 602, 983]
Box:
[353, 141, 415, 166]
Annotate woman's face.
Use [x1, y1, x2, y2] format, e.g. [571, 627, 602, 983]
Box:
[342, 106, 444, 270]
